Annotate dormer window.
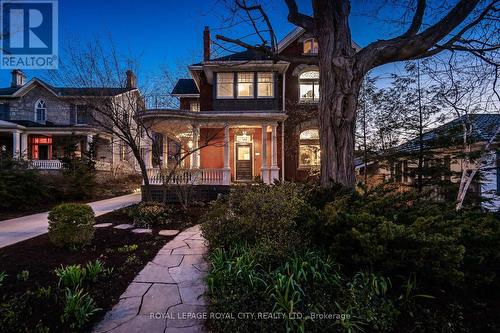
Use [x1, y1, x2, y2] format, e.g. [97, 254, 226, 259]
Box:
[190, 100, 200, 112]
[303, 38, 318, 54]
[35, 99, 46, 122]
[299, 71, 319, 102]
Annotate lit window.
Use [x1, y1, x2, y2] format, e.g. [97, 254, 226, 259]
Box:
[257, 72, 273, 98]
[299, 71, 319, 102]
[35, 99, 46, 122]
[189, 100, 200, 112]
[216, 73, 234, 98]
[299, 129, 320, 167]
[237, 72, 254, 98]
[303, 38, 318, 54]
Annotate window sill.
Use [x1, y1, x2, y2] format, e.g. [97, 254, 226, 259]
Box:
[298, 100, 319, 105]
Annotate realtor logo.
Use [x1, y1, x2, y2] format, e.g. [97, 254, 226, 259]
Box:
[1, 0, 58, 69]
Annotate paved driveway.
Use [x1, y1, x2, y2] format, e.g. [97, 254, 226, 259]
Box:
[0, 193, 141, 249]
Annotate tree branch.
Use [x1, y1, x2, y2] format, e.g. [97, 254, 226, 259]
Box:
[284, 0, 314, 31]
[401, 0, 427, 37]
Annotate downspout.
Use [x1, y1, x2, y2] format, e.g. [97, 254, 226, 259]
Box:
[281, 66, 287, 180]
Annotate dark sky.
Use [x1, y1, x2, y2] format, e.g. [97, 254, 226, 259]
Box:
[0, 0, 409, 88]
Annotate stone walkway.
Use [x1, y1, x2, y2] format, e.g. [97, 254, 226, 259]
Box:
[0, 193, 141, 249]
[93, 225, 209, 333]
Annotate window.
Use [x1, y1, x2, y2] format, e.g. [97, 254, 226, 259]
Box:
[216, 73, 234, 98]
[76, 105, 88, 124]
[35, 99, 46, 122]
[299, 71, 319, 102]
[189, 100, 200, 112]
[299, 129, 320, 167]
[303, 38, 318, 54]
[237, 72, 254, 98]
[0, 104, 9, 120]
[257, 72, 274, 98]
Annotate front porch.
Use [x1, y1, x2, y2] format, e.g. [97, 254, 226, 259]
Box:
[0, 121, 113, 171]
[141, 110, 287, 186]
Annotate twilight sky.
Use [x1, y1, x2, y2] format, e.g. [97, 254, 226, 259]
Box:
[0, 0, 411, 88]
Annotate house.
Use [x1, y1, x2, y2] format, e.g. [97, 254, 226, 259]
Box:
[0, 70, 140, 173]
[139, 26, 360, 196]
[373, 114, 500, 211]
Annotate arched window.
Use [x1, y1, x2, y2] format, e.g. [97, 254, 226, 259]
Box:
[35, 99, 46, 122]
[303, 38, 318, 54]
[299, 71, 319, 102]
[299, 129, 320, 167]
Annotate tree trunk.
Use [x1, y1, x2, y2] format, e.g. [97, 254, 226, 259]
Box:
[314, 0, 361, 188]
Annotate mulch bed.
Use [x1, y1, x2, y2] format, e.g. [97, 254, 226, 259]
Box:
[0, 206, 202, 332]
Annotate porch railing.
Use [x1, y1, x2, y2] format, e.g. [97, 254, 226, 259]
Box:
[29, 160, 63, 170]
[147, 168, 227, 185]
[28, 159, 111, 171]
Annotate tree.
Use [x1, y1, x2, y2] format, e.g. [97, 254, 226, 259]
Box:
[216, 0, 499, 188]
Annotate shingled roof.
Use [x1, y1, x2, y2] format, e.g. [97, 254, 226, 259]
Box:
[396, 114, 500, 153]
[171, 79, 199, 96]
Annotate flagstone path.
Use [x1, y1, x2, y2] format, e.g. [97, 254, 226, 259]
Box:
[93, 225, 209, 333]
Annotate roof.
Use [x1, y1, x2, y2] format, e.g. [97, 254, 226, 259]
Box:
[396, 114, 500, 153]
[210, 48, 273, 62]
[0, 78, 134, 97]
[171, 79, 199, 96]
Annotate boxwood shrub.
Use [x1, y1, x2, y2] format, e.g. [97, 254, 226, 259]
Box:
[48, 204, 95, 249]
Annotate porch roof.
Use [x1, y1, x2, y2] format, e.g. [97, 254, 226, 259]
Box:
[139, 109, 287, 126]
[0, 120, 109, 137]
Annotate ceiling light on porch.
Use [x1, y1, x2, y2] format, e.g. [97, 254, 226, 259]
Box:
[187, 140, 193, 148]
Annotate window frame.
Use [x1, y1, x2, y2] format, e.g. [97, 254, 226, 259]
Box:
[236, 72, 255, 99]
[303, 38, 319, 55]
[298, 129, 320, 168]
[298, 70, 320, 103]
[257, 72, 274, 99]
[216, 72, 235, 99]
[35, 99, 46, 123]
[76, 105, 89, 124]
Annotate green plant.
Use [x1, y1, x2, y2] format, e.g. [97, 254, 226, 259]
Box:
[48, 203, 95, 249]
[129, 202, 172, 227]
[16, 270, 29, 281]
[124, 254, 141, 266]
[117, 244, 139, 253]
[0, 271, 7, 287]
[61, 287, 100, 329]
[55, 264, 86, 290]
[85, 260, 105, 283]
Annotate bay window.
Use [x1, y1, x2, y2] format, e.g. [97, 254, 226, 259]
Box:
[216, 73, 234, 98]
[237, 72, 254, 98]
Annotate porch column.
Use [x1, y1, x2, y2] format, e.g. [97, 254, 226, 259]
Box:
[144, 133, 153, 169]
[191, 124, 200, 169]
[12, 130, 21, 159]
[222, 125, 231, 185]
[261, 124, 270, 184]
[20, 133, 28, 160]
[86, 134, 94, 152]
[270, 123, 280, 182]
[162, 134, 169, 168]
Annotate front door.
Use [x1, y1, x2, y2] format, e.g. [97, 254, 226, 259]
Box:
[235, 143, 253, 181]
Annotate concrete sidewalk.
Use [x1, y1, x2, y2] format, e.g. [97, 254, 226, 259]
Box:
[0, 193, 141, 249]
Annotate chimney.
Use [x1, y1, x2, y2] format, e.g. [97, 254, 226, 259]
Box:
[126, 70, 137, 89]
[11, 69, 26, 88]
[203, 26, 210, 61]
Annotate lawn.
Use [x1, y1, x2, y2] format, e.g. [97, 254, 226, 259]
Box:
[0, 203, 204, 332]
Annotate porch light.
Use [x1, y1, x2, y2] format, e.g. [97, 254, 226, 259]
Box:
[187, 140, 193, 148]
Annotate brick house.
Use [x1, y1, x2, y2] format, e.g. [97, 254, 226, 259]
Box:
[140, 26, 360, 188]
[0, 70, 140, 172]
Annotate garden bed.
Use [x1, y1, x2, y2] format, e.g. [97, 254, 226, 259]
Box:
[0, 205, 201, 332]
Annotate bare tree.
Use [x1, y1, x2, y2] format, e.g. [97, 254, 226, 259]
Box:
[428, 54, 500, 210]
[215, 0, 499, 188]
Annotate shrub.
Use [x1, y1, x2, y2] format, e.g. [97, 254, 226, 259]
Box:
[201, 183, 308, 260]
[129, 202, 173, 227]
[55, 264, 86, 289]
[48, 204, 95, 249]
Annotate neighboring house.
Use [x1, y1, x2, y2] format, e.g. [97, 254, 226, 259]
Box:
[0, 69, 139, 173]
[139, 26, 360, 189]
[372, 114, 500, 211]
